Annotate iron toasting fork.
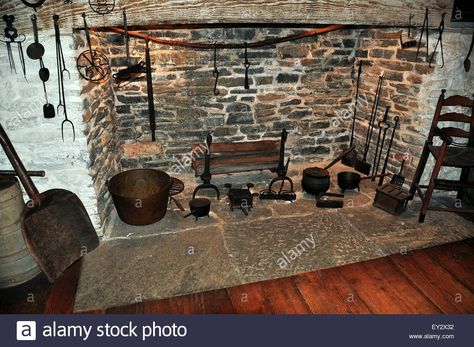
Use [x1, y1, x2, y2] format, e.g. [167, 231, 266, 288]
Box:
[53, 14, 74, 142]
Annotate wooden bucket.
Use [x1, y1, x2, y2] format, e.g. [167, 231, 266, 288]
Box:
[0, 177, 40, 288]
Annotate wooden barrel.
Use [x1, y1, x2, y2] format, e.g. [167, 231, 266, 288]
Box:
[0, 177, 40, 288]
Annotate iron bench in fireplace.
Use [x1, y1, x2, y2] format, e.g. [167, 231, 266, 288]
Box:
[191, 129, 291, 199]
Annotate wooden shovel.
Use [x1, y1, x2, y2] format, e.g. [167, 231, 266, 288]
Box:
[0, 123, 99, 282]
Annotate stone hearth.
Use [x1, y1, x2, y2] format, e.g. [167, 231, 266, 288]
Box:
[74, 162, 474, 311]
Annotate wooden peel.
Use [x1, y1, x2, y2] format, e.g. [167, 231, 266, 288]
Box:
[0, 123, 99, 282]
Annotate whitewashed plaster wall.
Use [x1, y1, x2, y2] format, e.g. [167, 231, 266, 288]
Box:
[415, 29, 474, 185]
[0, 26, 101, 235]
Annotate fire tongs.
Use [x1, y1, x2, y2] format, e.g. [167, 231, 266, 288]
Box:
[193, 132, 220, 200]
[260, 128, 296, 201]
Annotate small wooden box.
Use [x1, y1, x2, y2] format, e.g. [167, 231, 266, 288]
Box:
[373, 183, 410, 215]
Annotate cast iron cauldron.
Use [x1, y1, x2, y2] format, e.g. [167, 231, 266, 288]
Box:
[302, 146, 355, 195]
[108, 169, 171, 225]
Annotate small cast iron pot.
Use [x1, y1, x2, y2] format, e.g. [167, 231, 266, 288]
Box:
[184, 198, 211, 220]
[337, 171, 390, 192]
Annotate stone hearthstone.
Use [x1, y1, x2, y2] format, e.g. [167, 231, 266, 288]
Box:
[74, 163, 474, 311]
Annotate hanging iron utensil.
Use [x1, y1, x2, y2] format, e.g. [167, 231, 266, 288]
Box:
[1, 15, 27, 78]
[39, 51, 54, 118]
[54, 14, 74, 141]
[464, 32, 474, 72]
[342, 61, 363, 167]
[113, 61, 146, 87]
[53, 15, 70, 80]
[372, 106, 391, 180]
[39, 57, 50, 81]
[400, 14, 417, 49]
[378, 116, 400, 186]
[27, 14, 44, 60]
[145, 40, 156, 142]
[212, 44, 219, 96]
[89, 0, 115, 15]
[41, 80, 55, 119]
[243, 42, 250, 89]
[76, 13, 111, 83]
[429, 13, 446, 68]
[20, 0, 46, 11]
[416, 8, 429, 61]
[27, 13, 52, 117]
[113, 9, 146, 87]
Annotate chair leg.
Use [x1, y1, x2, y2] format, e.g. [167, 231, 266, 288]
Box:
[419, 143, 447, 223]
[409, 143, 430, 198]
[456, 167, 469, 201]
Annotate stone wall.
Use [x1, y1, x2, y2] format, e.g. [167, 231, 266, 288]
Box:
[105, 28, 358, 174]
[78, 61, 120, 228]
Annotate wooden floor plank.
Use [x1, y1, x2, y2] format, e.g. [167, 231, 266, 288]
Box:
[391, 251, 474, 313]
[142, 298, 174, 314]
[168, 293, 206, 314]
[337, 257, 441, 314]
[422, 241, 474, 292]
[293, 269, 372, 314]
[77, 309, 105, 314]
[43, 259, 83, 314]
[105, 302, 144, 314]
[259, 277, 311, 314]
[227, 282, 273, 314]
[203, 289, 235, 314]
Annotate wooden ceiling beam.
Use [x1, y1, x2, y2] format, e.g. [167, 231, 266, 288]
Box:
[1, 0, 454, 34]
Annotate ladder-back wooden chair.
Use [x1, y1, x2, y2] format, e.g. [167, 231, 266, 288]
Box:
[409, 89, 474, 222]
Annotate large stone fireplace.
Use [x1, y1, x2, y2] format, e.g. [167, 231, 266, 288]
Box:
[74, 26, 473, 230]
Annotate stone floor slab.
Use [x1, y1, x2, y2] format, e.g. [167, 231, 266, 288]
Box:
[74, 227, 241, 312]
[222, 212, 385, 283]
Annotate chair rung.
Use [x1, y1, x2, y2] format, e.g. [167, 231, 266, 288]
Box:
[434, 179, 474, 189]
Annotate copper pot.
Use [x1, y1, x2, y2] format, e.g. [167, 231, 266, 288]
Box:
[108, 169, 171, 225]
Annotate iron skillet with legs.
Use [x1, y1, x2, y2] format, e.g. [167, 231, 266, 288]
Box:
[225, 183, 259, 216]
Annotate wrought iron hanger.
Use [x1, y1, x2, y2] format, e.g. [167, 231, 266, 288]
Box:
[212, 44, 219, 96]
[429, 13, 446, 68]
[244, 42, 250, 89]
[416, 7, 429, 60]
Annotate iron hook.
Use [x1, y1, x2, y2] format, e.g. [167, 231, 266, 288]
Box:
[244, 42, 250, 89]
[212, 44, 219, 96]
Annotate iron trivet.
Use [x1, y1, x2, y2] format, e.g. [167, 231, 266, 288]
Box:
[225, 183, 258, 216]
